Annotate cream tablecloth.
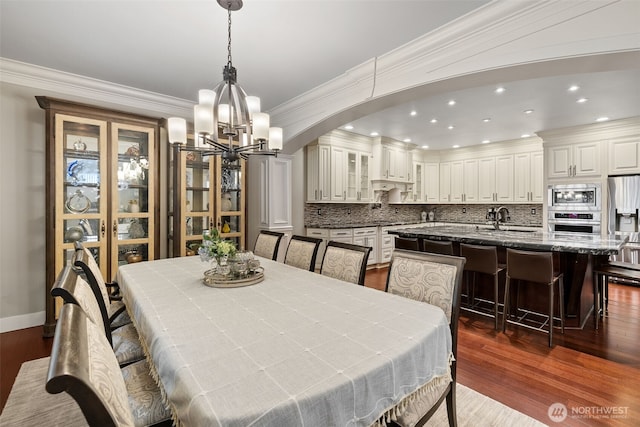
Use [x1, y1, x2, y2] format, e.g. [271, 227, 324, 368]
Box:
[117, 256, 452, 427]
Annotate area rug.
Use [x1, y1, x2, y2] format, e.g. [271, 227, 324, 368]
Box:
[1, 358, 547, 426]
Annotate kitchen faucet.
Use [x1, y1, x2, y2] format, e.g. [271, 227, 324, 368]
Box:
[487, 206, 511, 230]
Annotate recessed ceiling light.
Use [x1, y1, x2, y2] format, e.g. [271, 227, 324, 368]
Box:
[495, 87, 505, 94]
[521, 133, 531, 138]
[421, 145, 429, 149]
[568, 85, 580, 92]
[482, 139, 490, 144]
[482, 118, 491, 123]
[452, 145, 460, 148]
[403, 138, 412, 143]
[524, 109, 534, 114]
[596, 117, 609, 122]
[448, 100, 456, 106]
[344, 124, 353, 130]
[430, 118, 438, 124]
[448, 125, 454, 130]
[410, 111, 417, 116]
[577, 97, 589, 103]
[370, 131, 379, 137]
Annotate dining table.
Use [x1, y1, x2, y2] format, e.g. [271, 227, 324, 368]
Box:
[116, 255, 453, 427]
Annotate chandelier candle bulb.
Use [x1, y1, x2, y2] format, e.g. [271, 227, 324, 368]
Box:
[218, 103, 234, 124]
[245, 96, 261, 117]
[167, 117, 187, 145]
[268, 127, 283, 151]
[253, 112, 270, 141]
[194, 104, 214, 136]
[199, 89, 216, 106]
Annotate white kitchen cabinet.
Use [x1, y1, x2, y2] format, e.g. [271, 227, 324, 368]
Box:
[439, 162, 452, 202]
[330, 146, 348, 201]
[382, 145, 409, 181]
[450, 160, 464, 203]
[514, 151, 543, 202]
[378, 226, 395, 264]
[353, 227, 378, 265]
[547, 142, 601, 179]
[411, 162, 424, 203]
[306, 144, 331, 202]
[424, 162, 440, 203]
[329, 228, 353, 244]
[463, 159, 478, 203]
[346, 151, 371, 202]
[609, 137, 640, 175]
[495, 154, 514, 202]
[478, 157, 496, 203]
[331, 147, 371, 202]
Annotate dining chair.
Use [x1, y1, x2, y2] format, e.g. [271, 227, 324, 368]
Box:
[253, 230, 285, 260]
[394, 236, 420, 251]
[421, 238, 455, 255]
[73, 242, 131, 329]
[46, 303, 172, 427]
[459, 243, 505, 330]
[502, 248, 564, 347]
[385, 249, 466, 427]
[284, 235, 323, 271]
[51, 265, 145, 367]
[320, 241, 372, 286]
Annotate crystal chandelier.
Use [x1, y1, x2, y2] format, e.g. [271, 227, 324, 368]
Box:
[167, 0, 282, 161]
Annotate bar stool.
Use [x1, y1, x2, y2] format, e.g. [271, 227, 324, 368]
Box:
[394, 236, 420, 251]
[421, 239, 454, 255]
[502, 249, 564, 347]
[460, 243, 505, 330]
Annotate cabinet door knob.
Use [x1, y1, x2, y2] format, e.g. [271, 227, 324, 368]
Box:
[101, 220, 106, 238]
[112, 220, 117, 236]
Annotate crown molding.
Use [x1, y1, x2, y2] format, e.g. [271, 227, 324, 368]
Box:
[0, 58, 192, 118]
[274, 0, 640, 154]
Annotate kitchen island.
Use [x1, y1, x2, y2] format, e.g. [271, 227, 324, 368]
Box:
[389, 225, 628, 329]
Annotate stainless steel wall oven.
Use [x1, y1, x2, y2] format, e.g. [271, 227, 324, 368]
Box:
[548, 183, 602, 234]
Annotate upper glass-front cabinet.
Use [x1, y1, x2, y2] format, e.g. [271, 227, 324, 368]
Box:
[39, 96, 159, 337]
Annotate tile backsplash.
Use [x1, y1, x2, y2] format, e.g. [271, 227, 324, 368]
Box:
[305, 192, 543, 227]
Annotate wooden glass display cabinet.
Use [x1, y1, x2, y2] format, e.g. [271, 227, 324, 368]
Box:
[168, 133, 246, 257]
[37, 97, 160, 336]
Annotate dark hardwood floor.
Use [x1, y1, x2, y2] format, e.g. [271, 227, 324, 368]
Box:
[2, 269, 639, 426]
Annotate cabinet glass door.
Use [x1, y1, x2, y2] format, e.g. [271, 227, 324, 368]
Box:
[56, 114, 108, 314]
[347, 151, 357, 200]
[360, 154, 370, 201]
[111, 123, 155, 277]
[216, 156, 245, 249]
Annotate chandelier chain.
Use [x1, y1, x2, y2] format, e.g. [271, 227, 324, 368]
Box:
[227, 5, 233, 67]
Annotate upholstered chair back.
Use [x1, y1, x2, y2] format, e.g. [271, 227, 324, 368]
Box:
[320, 241, 372, 286]
[284, 235, 322, 271]
[253, 231, 284, 260]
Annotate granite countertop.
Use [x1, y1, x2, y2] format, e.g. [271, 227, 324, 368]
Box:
[305, 221, 542, 230]
[305, 221, 424, 229]
[389, 225, 628, 255]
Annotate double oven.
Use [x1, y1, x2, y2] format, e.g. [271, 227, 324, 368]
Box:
[547, 183, 602, 234]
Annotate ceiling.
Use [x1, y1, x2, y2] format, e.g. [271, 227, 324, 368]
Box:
[2, 0, 640, 151]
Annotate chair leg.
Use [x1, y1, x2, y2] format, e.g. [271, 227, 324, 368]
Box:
[446, 383, 458, 427]
[548, 283, 554, 348]
[493, 273, 499, 331]
[604, 274, 609, 313]
[502, 277, 510, 333]
[558, 276, 565, 335]
[593, 271, 600, 330]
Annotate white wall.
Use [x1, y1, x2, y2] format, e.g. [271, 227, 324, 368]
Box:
[0, 83, 48, 331]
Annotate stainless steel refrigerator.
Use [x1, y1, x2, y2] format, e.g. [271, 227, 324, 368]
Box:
[607, 175, 640, 266]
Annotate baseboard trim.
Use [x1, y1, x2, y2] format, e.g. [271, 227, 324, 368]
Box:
[0, 312, 45, 333]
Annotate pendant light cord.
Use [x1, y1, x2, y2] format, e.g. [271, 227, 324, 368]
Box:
[227, 5, 233, 68]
